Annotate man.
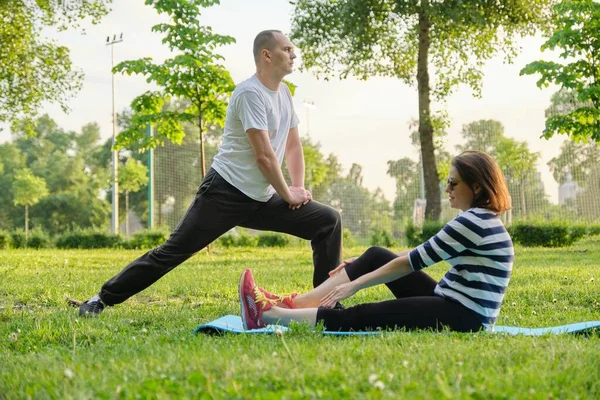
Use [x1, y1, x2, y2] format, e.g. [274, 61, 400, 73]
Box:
[79, 30, 342, 316]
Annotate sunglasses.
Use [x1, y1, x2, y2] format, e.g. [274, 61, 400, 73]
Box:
[446, 178, 461, 189]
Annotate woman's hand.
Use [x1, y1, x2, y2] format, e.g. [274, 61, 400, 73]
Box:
[328, 257, 357, 277]
[320, 282, 359, 308]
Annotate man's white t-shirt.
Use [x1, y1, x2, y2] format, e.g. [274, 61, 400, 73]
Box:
[211, 74, 300, 202]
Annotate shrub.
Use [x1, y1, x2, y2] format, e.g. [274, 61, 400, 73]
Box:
[56, 230, 121, 249]
[343, 228, 356, 247]
[0, 230, 10, 250]
[216, 233, 237, 248]
[10, 230, 27, 249]
[27, 229, 51, 249]
[236, 230, 258, 247]
[257, 233, 290, 247]
[589, 225, 600, 236]
[216, 229, 257, 247]
[405, 220, 445, 247]
[123, 230, 168, 249]
[370, 228, 396, 248]
[508, 222, 589, 247]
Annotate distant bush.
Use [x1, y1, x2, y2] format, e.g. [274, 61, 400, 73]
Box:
[405, 221, 444, 247]
[56, 230, 121, 249]
[236, 230, 258, 247]
[370, 228, 396, 248]
[216, 233, 237, 248]
[508, 222, 589, 247]
[343, 228, 356, 247]
[123, 230, 168, 249]
[216, 229, 258, 247]
[27, 229, 51, 249]
[0, 230, 10, 250]
[589, 225, 600, 236]
[257, 233, 290, 247]
[10, 230, 27, 249]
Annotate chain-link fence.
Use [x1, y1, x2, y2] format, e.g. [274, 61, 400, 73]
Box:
[130, 119, 600, 245]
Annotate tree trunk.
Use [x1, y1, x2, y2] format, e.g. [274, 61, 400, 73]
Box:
[25, 204, 29, 241]
[125, 190, 130, 236]
[417, 1, 441, 221]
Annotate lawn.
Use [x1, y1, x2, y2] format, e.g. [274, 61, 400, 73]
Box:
[1, 238, 599, 399]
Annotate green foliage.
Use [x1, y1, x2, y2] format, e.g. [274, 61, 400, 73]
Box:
[0, 116, 111, 235]
[520, 0, 600, 142]
[405, 220, 445, 247]
[113, 0, 235, 150]
[55, 230, 121, 249]
[235, 231, 257, 247]
[26, 229, 51, 249]
[123, 230, 168, 250]
[291, 0, 554, 220]
[508, 221, 589, 247]
[216, 229, 257, 248]
[0, 1, 110, 130]
[120, 159, 148, 194]
[369, 228, 396, 248]
[342, 228, 356, 247]
[10, 230, 27, 249]
[12, 168, 49, 207]
[216, 233, 236, 248]
[0, 230, 10, 249]
[257, 233, 290, 248]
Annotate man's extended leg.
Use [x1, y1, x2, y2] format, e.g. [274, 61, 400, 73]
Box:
[80, 169, 261, 315]
[240, 195, 342, 287]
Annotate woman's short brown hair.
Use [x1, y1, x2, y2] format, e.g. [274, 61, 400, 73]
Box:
[452, 151, 511, 214]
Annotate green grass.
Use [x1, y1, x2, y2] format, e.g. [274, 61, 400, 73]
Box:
[1, 238, 599, 399]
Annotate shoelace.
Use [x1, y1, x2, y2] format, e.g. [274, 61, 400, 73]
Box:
[258, 287, 296, 307]
[253, 286, 275, 310]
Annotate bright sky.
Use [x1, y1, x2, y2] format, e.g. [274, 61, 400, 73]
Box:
[0, 0, 567, 203]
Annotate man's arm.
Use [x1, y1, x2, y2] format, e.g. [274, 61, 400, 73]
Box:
[247, 128, 306, 207]
[285, 126, 305, 188]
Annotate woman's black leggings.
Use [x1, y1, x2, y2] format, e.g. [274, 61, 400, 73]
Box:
[316, 246, 483, 332]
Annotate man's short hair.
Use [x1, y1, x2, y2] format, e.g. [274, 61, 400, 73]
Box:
[253, 30, 282, 63]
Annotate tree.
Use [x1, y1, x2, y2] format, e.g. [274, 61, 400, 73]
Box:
[6, 115, 110, 235]
[0, 1, 111, 131]
[456, 120, 505, 156]
[291, 0, 554, 220]
[521, 0, 600, 142]
[113, 0, 235, 180]
[12, 169, 49, 239]
[119, 159, 149, 235]
[495, 138, 541, 219]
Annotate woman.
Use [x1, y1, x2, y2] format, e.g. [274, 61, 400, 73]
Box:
[239, 151, 513, 333]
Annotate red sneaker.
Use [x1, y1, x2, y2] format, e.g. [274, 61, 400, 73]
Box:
[257, 287, 297, 309]
[239, 269, 272, 330]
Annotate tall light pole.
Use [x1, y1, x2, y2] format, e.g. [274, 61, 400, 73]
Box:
[107, 33, 123, 234]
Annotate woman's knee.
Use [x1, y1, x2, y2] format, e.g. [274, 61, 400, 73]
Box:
[361, 246, 397, 264]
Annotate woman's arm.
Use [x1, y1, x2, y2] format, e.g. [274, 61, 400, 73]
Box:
[320, 256, 413, 307]
[353, 255, 413, 291]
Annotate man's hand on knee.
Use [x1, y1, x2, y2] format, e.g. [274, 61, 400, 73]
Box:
[287, 186, 311, 210]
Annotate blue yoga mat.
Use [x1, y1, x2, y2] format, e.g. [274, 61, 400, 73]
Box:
[194, 315, 600, 336]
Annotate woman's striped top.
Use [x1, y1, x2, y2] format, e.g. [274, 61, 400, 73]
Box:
[408, 207, 514, 326]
